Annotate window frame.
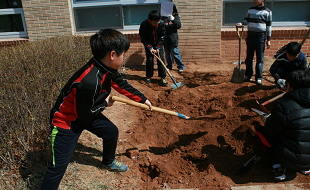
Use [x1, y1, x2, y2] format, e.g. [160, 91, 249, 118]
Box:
[222, 0, 310, 27]
[0, 8, 28, 39]
[71, 0, 170, 34]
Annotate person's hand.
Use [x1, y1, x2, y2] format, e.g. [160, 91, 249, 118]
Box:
[150, 48, 157, 55]
[266, 40, 271, 49]
[236, 22, 243, 27]
[277, 79, 286, 88]
[144, 99, 152, 111]
[168, 15, 175, 21]
[105, 95, 114, 107]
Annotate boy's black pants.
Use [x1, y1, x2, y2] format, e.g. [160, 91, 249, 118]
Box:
[145, 48, 166, 79]
[255, 130, 278, 166]
[41, 113, 118, 190]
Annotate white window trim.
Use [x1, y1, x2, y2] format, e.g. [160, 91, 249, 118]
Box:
[0, 8, 28, 39]
[71, 0, 171, 33]
[222, 0, 310, 27]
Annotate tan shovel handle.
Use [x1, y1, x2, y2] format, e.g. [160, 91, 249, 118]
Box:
[236, 26, 244, 69]
[300, 29, 310, 46]
[261, 92, 286, 106]
[111, 96, 187, 118]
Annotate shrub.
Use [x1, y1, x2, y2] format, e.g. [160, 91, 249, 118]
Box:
[0, 35, 91, 185]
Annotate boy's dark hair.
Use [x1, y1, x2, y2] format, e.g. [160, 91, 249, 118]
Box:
[90, 28, 130, 60]
[286, 42, 301, 56]
[286, 69, 310, 89]
[148, 10, 161, 21]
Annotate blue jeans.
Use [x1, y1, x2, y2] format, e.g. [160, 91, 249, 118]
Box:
[245, 34, 266, 80]
[165, 45, 184, 70]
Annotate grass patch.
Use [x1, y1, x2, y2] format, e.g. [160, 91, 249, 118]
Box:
[0, 35, 92, 188]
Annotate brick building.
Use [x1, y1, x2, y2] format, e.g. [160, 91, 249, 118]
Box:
[1, 0, 309, 65]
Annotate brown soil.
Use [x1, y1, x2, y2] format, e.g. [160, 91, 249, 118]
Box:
[61, 58, 310, 190]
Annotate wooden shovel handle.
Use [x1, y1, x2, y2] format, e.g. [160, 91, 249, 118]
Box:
[111, 96, 184, 118]
[300, 29, 310, 46]
[261, 92, 286, 106]
[236, 26, 244, 69]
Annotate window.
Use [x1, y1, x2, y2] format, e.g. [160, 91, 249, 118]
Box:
[0, 0, 28, 38]
[72, 0, 171, 33]
[223, 0, 310, 27]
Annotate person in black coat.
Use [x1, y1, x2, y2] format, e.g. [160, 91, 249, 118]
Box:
[269, 42, 308, 89]
[256, 69, 310, 181]
[139, 10, 167, 86]
[162, 4, 184, 73]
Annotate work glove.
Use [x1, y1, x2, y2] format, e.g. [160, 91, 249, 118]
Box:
[277, 79, 286, 88]
[168, 15, 175, 21]
[261, 113, 271, 123]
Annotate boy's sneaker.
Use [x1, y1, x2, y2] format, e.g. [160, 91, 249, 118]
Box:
[272, 164, 286, 181]
[300, 170, 310, 175]
[161, 78, 168, 87]
[102, 160, 129, 172]
[178, 69, 184, 73]
[256, 79, 262, 85]
[145, 78, 151, 84]
[244, 76, 252, 82]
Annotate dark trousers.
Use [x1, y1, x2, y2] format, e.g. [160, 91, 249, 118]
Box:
[41, 113, 118, 190]
[255, 130, 277, 166]
[145, 48, 166, 79]
[245, 34, 266, 80]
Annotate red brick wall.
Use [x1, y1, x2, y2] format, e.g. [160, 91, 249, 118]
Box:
[221, 27, 310, 62]
[0, 38, 29, 48]
[125, 34, 145, 66]
[1, 28, 308, 66]
[21, 0, 72, 41]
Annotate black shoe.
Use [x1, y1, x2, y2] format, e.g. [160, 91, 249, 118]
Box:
[272, 165, 286, 181]
[161, 78, 168, 87]
[145, 78, 151, 84]
[244, 76, 252, 82]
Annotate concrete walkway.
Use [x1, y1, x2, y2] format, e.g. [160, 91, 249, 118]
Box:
[231, 183, 310, 190]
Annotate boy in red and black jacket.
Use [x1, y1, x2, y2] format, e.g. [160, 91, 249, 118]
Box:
[41, 29, 152, 190]
[139, 10, 167, 86]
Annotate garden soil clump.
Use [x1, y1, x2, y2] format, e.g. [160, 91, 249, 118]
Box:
[64, 59, 310, 190]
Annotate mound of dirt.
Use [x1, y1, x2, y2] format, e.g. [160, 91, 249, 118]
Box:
[68, 59, 310, 190]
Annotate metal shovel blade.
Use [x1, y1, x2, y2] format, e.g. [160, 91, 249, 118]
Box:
[230, 66, 245, 83]
[233, 61, 245, 65]
[170, 82, 185, 89]
[251, 108, 267, 116]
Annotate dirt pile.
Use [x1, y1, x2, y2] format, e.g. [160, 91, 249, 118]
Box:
[64, 59, 310, 190]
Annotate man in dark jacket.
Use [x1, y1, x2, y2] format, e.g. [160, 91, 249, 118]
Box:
[139, 10, 167, 86]
[269, 42, 308, 89]
[256, 69, 310, 181]
[162, 4, 184, 73]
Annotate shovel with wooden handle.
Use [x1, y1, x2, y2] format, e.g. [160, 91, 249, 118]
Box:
[231, 25, 246, 83]
[111, 96, 226, 120]
[153, 53, 185, 89]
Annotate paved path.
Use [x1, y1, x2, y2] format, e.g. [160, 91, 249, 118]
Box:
[231, 183, 310, 190]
